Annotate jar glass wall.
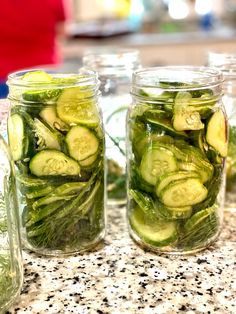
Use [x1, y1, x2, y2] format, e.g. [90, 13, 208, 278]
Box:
[7, 69, 105, 256]
[127, 66, 227, 254]
[83, 48, 141, 206]
[0, 135, 23, 312]
[208, 52, 236, 211]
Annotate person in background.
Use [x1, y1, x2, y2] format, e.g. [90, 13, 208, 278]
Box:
[0, 0, 69, 98]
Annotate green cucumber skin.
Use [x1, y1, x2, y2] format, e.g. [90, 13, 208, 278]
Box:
[8, 72, 105, 252]
[128, 85, 225, 251]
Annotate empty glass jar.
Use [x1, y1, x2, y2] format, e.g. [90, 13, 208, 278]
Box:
[0, 135, 23, 312]
[83, 48, 141, 206]
[208, 52, 236, 211]
[7, 69, 105, 256]
[127, 66, 227, 254]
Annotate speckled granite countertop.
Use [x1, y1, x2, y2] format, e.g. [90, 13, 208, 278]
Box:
[7, 208, 236, 314]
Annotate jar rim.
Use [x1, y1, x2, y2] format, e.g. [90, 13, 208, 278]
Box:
[132, 66, 223, 92]
[7, 68, 99, 89]
[208, 52, 236, 78]
[82, 47, 140, 75]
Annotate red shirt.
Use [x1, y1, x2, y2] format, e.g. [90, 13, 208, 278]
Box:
[0, 0, 66, 80]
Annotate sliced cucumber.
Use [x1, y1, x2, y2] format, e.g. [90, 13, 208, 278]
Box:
[156, 170, 200, 196]
[130, 207, 178, 247]
[8, 113, 27, 161]
[173, 110, 204, 131]
[65, 125, 99, 166]
[160, 178, 208, 207]
[145, 111, 188, 138]
[173, 92, 204, 131]
[26, 186, 55, 199]
[140, 145, 178, 186]
[39, 107, 69, 131]
[184, 205, 217, 231]
[32, 181, 87, 209]
[22, 70, 53, 82]
[179, 161, 213, 184]
[156, 201, 192, 220]
[129, 189, 158, 219]
[32, 194, 75, 210]
[22, 71, 61, 102]
[16, 174, 49, 188]
[56, 87, 99, 127]
[206, 110, 228, 157]
[52, 181, 87, 195]
[33, 118, 61, 150]
[29, 150, 80, 177]
[180, 205, 219, 249]
[134, 133, 174, 158]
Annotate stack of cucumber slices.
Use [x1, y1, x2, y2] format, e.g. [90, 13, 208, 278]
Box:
[7, 71, 105, 252]
[128, 86, 227, 251]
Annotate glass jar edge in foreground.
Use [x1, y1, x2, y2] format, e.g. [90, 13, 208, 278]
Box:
[0, 135, 23, 311]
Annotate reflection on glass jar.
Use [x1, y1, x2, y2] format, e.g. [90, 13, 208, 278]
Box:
[208, 52, 236, 211]
[0, 135, 23, 312]
[83, 48, 141, 206]
[0, 98, 10, 142]
[127, 66, 227, 254]
[7, 69, 105, 256]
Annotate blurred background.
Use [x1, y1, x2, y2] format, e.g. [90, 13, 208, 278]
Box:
[62, 0, 236, 68]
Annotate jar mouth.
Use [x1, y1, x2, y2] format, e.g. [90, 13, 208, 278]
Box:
[7, 68, 99, 89]
[208, 52, 236, 78]
[131, 66, 224, 94]
[82, 47, 140, 75]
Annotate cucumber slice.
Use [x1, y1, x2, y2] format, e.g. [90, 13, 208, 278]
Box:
[39, 107, 69, 131]
[26, 186, 55, 199]
[52, 181, 87, 195]
[160, 178, 208, 207]
[140, 146, 178, 186]
[206, 110, 228, 157]
[8, 113, 27, 161]
[134, 133, 174, 158]
[65, 125, 99, 166]
[22, 71, 61, 102]
[145, 111, 188, 138]
[173, 110, 204, 131]
[29, 150, 80, 177]
[16, 174, 49, 190]
[129, 189, 158, 219]
[156, 201, 192, 220]
[184, 205, 217, 231]
[32, 181, 87, 209]
[180, 205, 219, 249]
[56, 87, 99, 127]
[179, 161, 213, 184]
[130, 207, 178, 247]
[156, 170, 200, 196]
[173, 92, 204, 131]
[32, 194, 75, 210]
[22, 70, 53, 82]
[33, 118, 61, 150]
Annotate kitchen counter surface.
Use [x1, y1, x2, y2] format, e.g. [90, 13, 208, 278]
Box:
[7, 208, 236, 314]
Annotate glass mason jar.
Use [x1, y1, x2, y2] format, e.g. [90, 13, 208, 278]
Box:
[83, 48, 141, 206]
[7, 69, 105, 256]
[0, 98, 10, 142]
[0, 135, 23, 312]
[208, 52, 236, 211]
[127, 66, 227, 254]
